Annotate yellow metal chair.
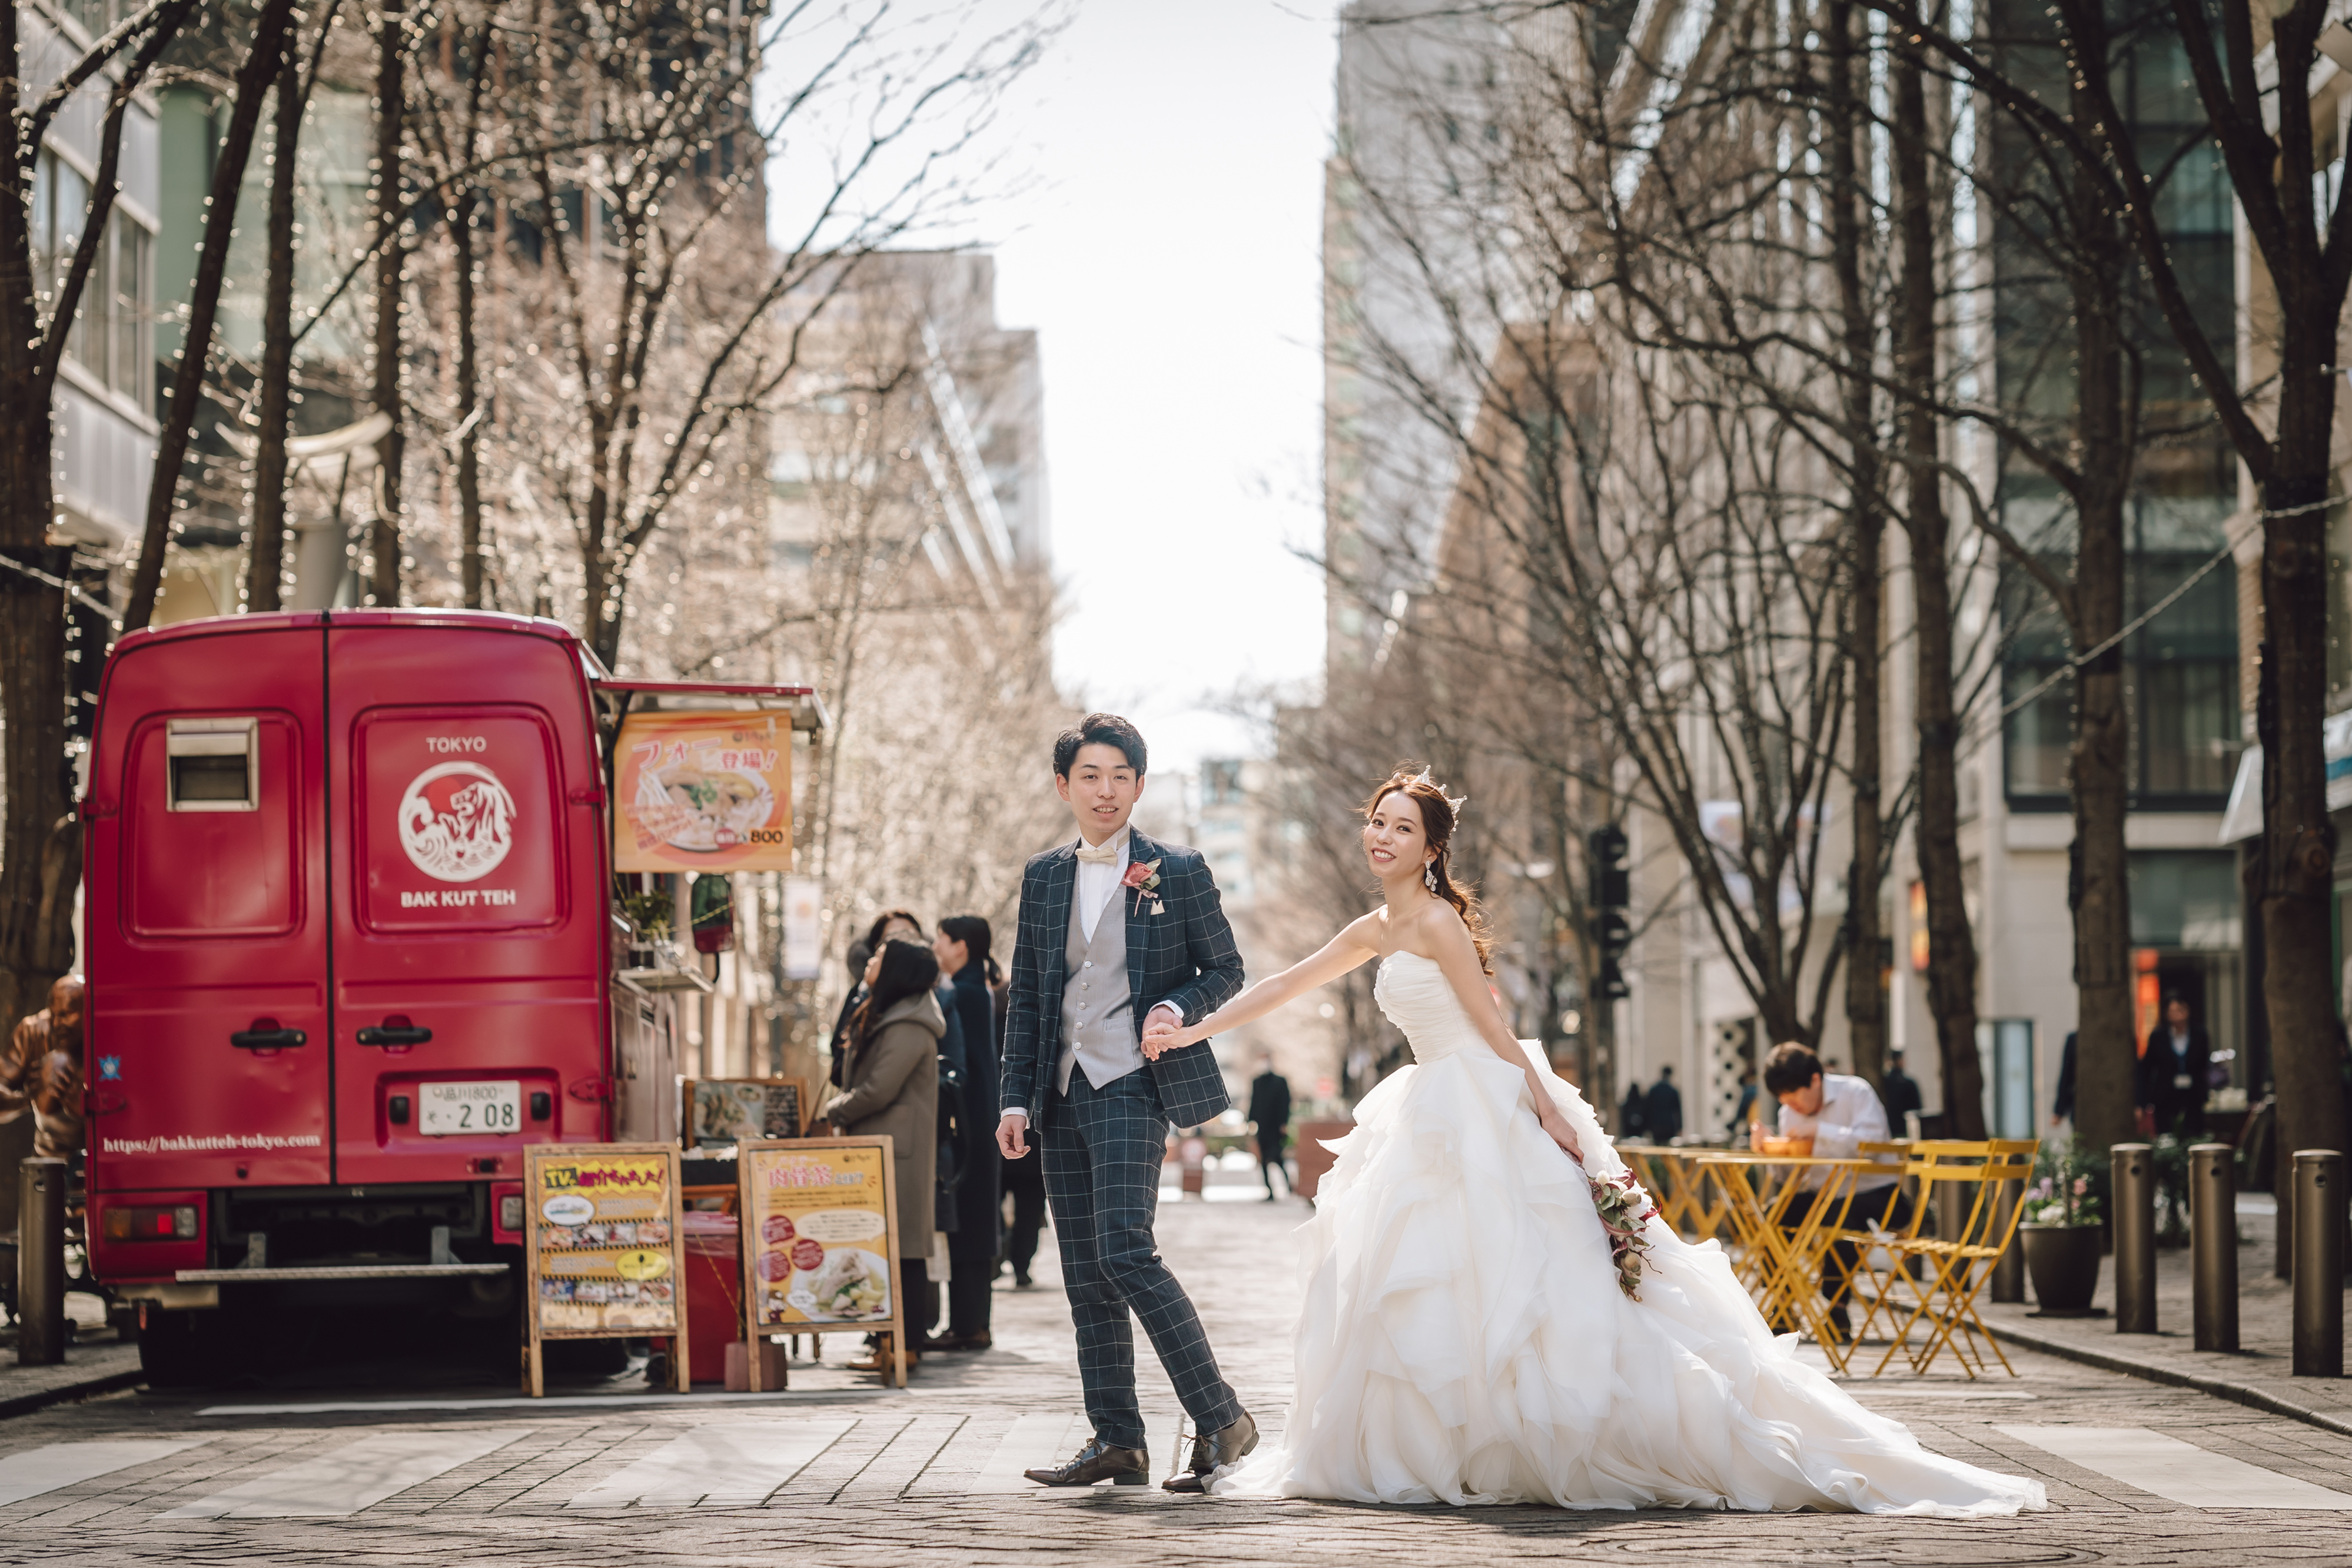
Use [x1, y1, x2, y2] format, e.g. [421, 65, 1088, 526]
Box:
[1819, 1141, 1924, 1349]
[1866, 1140, 2038, 1378]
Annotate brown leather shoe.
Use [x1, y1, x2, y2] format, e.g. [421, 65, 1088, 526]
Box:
[1024, 1436, 1149, 1487]
[846, 1334, 916, 1373]
[1162, 1410, 1257, 1492]
[922, 1331, 992, 1353]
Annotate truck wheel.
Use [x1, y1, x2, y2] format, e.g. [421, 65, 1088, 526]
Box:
[135, 1307, 210, 1388]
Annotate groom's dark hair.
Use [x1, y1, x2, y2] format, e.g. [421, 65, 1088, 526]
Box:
[1054, 713, 1147, 778]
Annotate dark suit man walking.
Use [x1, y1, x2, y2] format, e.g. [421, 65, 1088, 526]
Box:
[2137, 995, 2213, 1138]
[1644, 1067, 1683, 1143]
[995, 715, 1255, 1493]
[1246, 1055, 1292, 1199]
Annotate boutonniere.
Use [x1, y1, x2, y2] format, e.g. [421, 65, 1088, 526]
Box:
[1122, 858, 1164, 915]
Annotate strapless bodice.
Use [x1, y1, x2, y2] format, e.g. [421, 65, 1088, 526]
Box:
[1373, 951, 1479, 1064]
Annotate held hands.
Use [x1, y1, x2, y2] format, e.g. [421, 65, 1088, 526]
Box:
[1537, 1101, 1583, 1164]
[1140, 1006, 1194, 1062]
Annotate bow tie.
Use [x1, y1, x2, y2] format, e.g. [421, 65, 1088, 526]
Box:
[1075, 839, 1124, 865]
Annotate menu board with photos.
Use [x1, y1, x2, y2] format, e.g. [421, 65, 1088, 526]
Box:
[686, 1078, 809, 1147]
[735, 1137, 904, 1388]
[523, 1142, 690, 1395]
[613, 711, 793, 873]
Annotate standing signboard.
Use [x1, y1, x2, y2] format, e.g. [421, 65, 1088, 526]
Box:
[523, 1142, 690, 1395]
[735, 1137, 903, 1388]
[613, 712, 793, 873]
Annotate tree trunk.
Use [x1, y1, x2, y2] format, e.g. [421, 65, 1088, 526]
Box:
[1827, 0, 1885, 1091]
[2062, 84, 2137, 1155]
[1893, 34, 1986, 1138]
[247, 51, 305, 614]
[455, 185, 483, 607]
[122, 0, 297, 633]
[370, 0, 407, 606]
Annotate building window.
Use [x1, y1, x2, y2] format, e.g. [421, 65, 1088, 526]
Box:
[31, 148, 153, 408]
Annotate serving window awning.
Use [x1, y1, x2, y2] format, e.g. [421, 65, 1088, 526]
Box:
[2217, 708, 2352, 844]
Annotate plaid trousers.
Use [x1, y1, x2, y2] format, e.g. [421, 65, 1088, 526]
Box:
[1042, 1068, 1242, 1449]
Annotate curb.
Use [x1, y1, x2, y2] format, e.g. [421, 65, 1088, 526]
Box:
[1984, 1320, 2352, 1441]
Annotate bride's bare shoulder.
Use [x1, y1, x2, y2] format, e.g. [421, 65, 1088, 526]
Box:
[1396, 900, 1474, 961]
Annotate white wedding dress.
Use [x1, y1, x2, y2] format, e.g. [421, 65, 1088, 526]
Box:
[1212, 952, 2047, 1514]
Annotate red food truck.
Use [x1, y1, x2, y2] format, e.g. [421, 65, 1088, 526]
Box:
[78, 609, 820, 1382]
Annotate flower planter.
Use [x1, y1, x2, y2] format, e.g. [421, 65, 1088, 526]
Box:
[2020, 1222, 2104, 1316]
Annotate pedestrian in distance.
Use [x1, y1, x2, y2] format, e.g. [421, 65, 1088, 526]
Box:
[1728, 1064, 1759, 1140]
[823, 938, 946, 1376]
[1139, 766, 2038, 1513]
[995, 714, 1255, 1493]
[931, 915, 1002, 1351]
[2052, 1030, 2078, 1127]
[2137, 994, 2212, 1140]
[1619, 1078, 1648, 1140]
[1247, 1053, 1293, 1199]
[828, 909, 922, 1088]
[1879, 1049, 1924, 1133]
[1643, 1066, 1682, 1144]
[989, 948, 1049, 1290]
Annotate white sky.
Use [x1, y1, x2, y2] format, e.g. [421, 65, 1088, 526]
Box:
[765, 1, 1340, 778]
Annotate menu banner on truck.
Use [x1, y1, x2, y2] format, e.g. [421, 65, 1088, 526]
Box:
[738, 1139, 900, 1330]
[613, 713, 792, 872]
[523, 1144, 686, 1338]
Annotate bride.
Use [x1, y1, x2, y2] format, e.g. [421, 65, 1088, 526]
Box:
[1140, 767, 2045, 1515]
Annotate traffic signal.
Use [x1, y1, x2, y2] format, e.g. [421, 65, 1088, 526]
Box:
[1587, 825, 1631, 1000]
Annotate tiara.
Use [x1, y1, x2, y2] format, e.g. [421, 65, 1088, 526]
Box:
[1410, 766, 1469, 815]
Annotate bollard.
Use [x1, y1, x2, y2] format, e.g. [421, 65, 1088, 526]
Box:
[2190, 1143, 2238, 1353]
[2111, 1143, 2156, 1334]
[1989, 1177, 2025, 1304]
[16, 1158, 65, 1366]
[2293, 1150, 2344, 1377]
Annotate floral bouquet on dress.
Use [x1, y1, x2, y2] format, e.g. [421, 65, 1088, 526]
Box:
[1590, 1170, 1658, 1300]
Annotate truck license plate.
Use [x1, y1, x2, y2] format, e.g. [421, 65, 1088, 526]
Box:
[420, 1081, 522, 1136]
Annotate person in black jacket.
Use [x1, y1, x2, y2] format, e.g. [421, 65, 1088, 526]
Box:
[1643, 1067, 1683, 1144]
[829, 909, 923, 1087]
[931, 916, 1002, 1350]
[1246, 1055, 1293, 1199]
[1879, 1051, 1924, 1131]
[1619, 1080, 1649, 1139]
[2137, 996, 2213, 1139]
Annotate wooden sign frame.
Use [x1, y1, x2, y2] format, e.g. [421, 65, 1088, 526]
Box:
[683, 1077, 812, 1148]
[735, 1136, 905, 1388]
[523, 1141, 691, 1396]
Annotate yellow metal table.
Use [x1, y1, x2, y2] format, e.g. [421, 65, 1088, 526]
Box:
[1613, 1145, 1732, 1244]
[1695, 1153, 1876, 1371]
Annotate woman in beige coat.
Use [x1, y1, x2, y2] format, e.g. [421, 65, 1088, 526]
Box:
[825, 938, 944, 1373]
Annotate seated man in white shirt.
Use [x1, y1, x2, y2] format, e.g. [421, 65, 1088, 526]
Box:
[1751, 1042, 1909, 1342]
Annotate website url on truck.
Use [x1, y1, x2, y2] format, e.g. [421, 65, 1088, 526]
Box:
[101, 1134, 324, 1154]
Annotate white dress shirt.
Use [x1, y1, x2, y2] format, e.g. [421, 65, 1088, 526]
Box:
[1074, 828, 1131, 942]
[1773, 1073, 1896, 1192]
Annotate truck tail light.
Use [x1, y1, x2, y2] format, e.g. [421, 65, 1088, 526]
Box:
[104, 1205, 198, 1242]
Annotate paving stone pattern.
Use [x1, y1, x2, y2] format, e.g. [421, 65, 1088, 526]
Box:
[0, 1185, 2346, 1563]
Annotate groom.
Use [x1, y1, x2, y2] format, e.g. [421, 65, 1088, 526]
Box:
[995, 713, 1256, 1490]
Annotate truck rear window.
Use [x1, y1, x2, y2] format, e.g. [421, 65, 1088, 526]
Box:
[127, 715, 300, 938]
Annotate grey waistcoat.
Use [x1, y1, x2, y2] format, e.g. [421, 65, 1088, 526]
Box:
[1057, 876, 1143, 1094]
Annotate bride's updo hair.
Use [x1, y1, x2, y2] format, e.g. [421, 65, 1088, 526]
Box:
[1363, 765, 1494, 974]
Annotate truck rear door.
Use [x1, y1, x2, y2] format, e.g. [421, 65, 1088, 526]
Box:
[327, 619, 609, 1183]
[87, 621, 334, 1194]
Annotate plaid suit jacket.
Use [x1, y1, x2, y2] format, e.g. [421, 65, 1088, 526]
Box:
[1001, 827, 1245, 1130]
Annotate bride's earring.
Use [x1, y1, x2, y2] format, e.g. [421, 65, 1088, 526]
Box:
[1423, 862, 1439, 893]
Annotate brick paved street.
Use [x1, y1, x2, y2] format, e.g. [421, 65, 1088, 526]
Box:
[0, 1173, 2349, 1564]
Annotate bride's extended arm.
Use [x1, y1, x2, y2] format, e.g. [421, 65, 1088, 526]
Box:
[1425, 913, 1583, 1161]
[1141, 913, 1384, 1059]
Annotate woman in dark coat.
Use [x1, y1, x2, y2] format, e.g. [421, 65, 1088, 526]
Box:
[823, 939, 944, 1374]
[929, 916, 1002, 1349]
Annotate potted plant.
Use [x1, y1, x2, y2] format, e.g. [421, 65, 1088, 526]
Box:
[2019, 1140, 2106, 1316]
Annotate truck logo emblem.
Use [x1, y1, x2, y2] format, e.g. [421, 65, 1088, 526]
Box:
[98, 1056, 121, 1081]
[398, 762, 517, 882]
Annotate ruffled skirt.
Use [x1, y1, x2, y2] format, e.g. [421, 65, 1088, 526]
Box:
[1211, 1051, 2046, 1514]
